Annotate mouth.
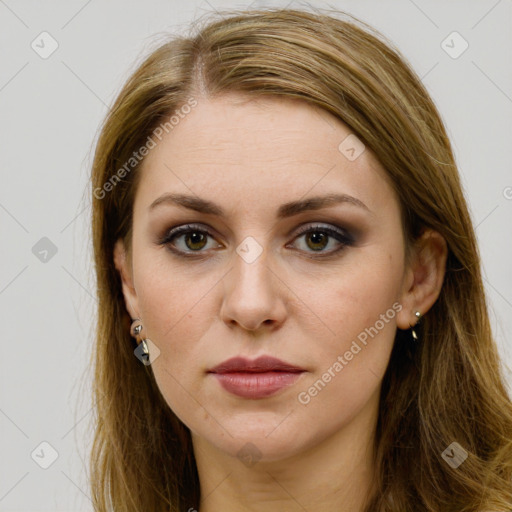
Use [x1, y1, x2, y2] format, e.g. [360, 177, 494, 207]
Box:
[207, 356, 306, 399]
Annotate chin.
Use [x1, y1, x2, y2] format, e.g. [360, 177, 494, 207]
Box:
[207, 425, 311, 464]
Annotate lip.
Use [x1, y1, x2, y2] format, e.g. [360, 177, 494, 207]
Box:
[208, 356, 305, 374]
[207, 356, 306, 399]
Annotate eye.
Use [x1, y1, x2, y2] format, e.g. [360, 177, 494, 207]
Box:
[288, 224, 354, 255]
[158, 224, 221, 256]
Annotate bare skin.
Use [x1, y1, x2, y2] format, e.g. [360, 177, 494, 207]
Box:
[114, 93, 447, 511]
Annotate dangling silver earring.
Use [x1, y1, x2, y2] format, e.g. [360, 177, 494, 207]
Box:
[410, 311, 421, 341]
[130, 318, 150, 364]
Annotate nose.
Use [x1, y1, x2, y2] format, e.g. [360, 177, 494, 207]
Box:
[219, 245, 287, 333]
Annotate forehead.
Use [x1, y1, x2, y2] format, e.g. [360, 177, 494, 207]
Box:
[135, 94, 397, 217]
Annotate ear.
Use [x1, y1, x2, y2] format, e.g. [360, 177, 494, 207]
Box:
[396, 229, 448, 330]
[113, 238, 140, 320]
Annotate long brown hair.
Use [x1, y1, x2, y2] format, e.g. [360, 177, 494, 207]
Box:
[88, 7, 512, 511]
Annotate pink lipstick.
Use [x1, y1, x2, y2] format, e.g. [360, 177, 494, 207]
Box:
[207, 356, 305, 399]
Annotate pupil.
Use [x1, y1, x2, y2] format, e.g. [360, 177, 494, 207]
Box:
[308, 232, 327, 250]
[187, 232, 206, 250]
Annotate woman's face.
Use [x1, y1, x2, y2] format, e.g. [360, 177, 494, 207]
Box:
[115, 93, 411, 462]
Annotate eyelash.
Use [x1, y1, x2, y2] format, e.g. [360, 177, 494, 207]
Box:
[157, 223, 354, 259]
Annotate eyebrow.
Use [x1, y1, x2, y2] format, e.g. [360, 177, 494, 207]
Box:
[149, 192, 372, 218]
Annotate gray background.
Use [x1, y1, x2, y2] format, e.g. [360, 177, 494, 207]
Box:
[1, 0, 511, 510]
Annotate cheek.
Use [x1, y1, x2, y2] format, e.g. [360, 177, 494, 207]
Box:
[136, 273, 206, 419]
[293, 251, 402, 401]
[133, 253, 220, 414]
[302, 250, 402, 343]
[137, 276, 207, 360]
[134, 246, 209, 332]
